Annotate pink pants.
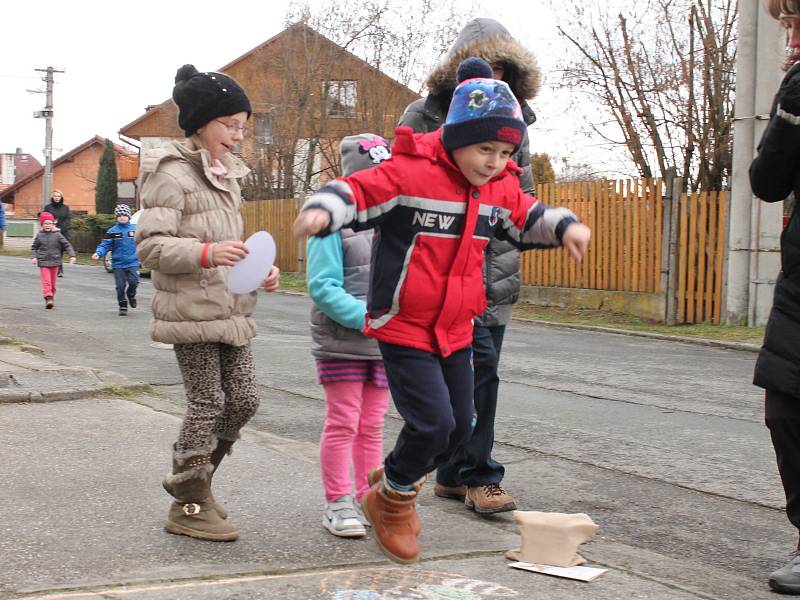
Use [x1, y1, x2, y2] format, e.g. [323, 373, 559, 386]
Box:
[320, 380, 389, 502]
[39, 266, 58, 298]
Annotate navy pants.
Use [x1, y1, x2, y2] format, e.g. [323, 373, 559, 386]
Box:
[379, 341, 475, 486]
[766, 389, 800, 542]
[437, 324, 506, 487]
[113, 268, 139, 306]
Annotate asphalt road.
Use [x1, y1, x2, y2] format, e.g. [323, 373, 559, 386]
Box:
[0, 255, 790, 599]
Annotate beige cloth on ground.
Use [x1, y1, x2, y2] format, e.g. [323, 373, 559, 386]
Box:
[505, 511, 599, 567]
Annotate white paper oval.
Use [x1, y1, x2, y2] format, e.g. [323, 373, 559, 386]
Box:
[227, 231, 276, 294]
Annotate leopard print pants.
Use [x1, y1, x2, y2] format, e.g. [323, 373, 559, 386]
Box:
[173, 342, 260, 455]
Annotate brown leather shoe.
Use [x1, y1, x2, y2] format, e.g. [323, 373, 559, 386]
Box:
[361, 482, 420, 564]
[367, 467, 422, 536]
[433, 483, 467, 501]
[465, 483, 517, 514]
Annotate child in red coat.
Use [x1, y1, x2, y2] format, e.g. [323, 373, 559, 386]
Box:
[31, 211, 76, 308]
[293, 58, 590, 564]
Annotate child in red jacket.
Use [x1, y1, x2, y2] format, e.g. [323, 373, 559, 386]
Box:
[293, 58, 590, 564]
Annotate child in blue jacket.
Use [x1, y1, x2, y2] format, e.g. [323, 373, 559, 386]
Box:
[92, 204, 139, 316]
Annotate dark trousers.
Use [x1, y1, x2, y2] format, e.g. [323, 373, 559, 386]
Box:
[766, 389, 800, 537]
[113, 268, 139, 306]
[379, 341, 475, 486]
[57, 230, 69, 275]
[437, 324, 506, 487]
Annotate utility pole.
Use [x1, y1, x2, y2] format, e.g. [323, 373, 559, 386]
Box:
[33, 66, 64, 209]
[725, 3, 783, 326]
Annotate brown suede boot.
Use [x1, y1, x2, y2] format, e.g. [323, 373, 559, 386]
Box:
[367, 467, 422, 536]
[164, 442, 230, 519]
[208, 438, 235, 519]
[433, 483, 467, 501]
[361, 478, 420, 564]
[163, 454, 238, 542]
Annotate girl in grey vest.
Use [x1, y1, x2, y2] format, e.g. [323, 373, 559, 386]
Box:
[308, 134, 391, 538]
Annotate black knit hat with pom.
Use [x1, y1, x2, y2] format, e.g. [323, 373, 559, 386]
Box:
[172, 64, 252, 137]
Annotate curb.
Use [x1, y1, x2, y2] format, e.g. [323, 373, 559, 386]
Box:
[0, 382, 151, 404]
[511, 317, 761, 353]
[272, 290, 762, 353]
[0, 335, 151, 403]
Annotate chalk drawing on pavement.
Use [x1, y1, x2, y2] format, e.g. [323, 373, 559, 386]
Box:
[321, 568, 518, 599]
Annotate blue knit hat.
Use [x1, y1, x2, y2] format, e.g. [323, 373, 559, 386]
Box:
[114, 204, 131, 218]
[442, 57, 526, 153]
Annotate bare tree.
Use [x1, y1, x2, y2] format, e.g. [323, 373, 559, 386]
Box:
[557, 157, 603, 183]
[556, 0, 737, 191]
[530, 152, 556, 184]
[241, 0, 475, 200]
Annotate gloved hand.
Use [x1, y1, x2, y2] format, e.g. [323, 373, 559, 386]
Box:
[778, 63, 800, 116]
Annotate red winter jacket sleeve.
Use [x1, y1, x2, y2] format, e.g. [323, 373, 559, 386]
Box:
[300, 159, 405, 233]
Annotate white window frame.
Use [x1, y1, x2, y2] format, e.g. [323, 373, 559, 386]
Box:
[324, 80, 357, 118]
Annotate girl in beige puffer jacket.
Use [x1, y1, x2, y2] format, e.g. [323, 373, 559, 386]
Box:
[136, 64, 279, 543]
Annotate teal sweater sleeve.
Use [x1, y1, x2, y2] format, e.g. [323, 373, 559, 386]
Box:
[306, 232, 366, 330]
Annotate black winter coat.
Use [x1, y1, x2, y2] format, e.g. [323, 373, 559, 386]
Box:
[750, 99, 800, 397]
[42, 199, 71, 238]
[398, 18, 541, 327]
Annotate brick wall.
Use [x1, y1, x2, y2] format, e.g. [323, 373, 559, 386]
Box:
[13, 145, 134, 218]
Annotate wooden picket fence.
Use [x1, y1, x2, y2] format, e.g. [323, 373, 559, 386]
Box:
[675, 190, 728, 324]
[241, 179, 729, 324]
[521, 179, 664, 293]
[241, 198, 302, 273]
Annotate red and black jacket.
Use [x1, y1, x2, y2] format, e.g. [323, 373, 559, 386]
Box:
[303, 127, 577, 357]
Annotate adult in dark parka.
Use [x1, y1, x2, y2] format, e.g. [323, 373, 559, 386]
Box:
[751, 0, 800, 594]
[42, 189, 71, 277]
[398, 18, 540, 514]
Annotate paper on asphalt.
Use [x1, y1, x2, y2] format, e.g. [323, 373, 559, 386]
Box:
[508, 561, 607, 582]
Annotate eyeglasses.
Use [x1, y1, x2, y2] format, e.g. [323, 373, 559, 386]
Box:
[215, 119, 248, 135]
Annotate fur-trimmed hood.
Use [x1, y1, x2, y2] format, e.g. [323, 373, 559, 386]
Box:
[425, 18, 541, 100]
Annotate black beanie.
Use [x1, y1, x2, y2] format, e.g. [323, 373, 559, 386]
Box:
[172, 64, 252, 137]
[441, 57, 526, 153]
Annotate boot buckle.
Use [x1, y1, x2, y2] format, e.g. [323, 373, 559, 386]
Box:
[182, 503, 201, 516]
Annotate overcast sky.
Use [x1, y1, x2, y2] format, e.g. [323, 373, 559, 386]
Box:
[0, 0, 623, 177]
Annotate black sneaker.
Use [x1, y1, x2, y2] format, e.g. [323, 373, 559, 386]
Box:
[45, 297, 54, 309]
[129, 297, 137, 308]
[118, 306, 128, 316]
[770, 555, 800, 594]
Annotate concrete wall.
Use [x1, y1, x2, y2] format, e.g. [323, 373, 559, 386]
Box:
[1, 219, 37, 250]
[519, 286, 666, 323]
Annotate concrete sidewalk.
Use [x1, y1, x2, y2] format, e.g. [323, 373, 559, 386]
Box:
[0, 342, 776, 599]
[0, 337, 146, 403]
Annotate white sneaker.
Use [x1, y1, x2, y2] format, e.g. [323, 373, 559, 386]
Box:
[353, 501, 371, 528]
[322, 496, 366, 538]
